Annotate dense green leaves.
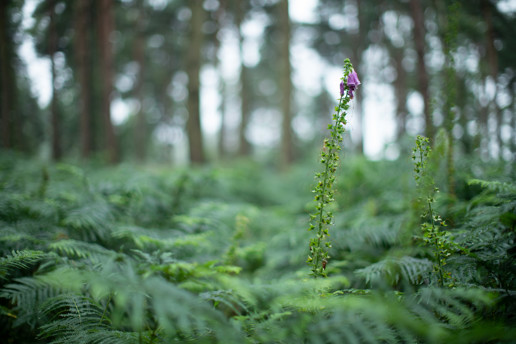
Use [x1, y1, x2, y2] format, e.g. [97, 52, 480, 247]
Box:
[0, 155, 515, 343]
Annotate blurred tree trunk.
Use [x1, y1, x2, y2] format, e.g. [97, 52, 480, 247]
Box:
[410, 0, 433, 140]
[483, 0, 501, 156]
[186, 0, 205, 164]
[98, 0, 118, 163]
[436, 0, 459, 200]
[478, 64, 489, 157]
[508, 86, 516, 161]
[134, 0, 146, 162]
[237, 1, 251, 156]
[279, 0, 294, 168]
[215, 0, 227, 159]
[49, 0, 61, 160]
[0, 0, 12, 149]
[75, 0, 92, 159]
[351, 0, 367, 154]
[393, 48, 408, 141]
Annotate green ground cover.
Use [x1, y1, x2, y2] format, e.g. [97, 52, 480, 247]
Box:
[0, 151, 515, 343]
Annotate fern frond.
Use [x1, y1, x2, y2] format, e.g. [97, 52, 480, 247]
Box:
[0, 250, 47, 281]
[0, 276, 61, 328]
[412, 287, 494, 328]
[38, 294, 132, 344]
[48, 239, 115, 263]
[355, 256, 432, 286]
[113, 225, 218, 261]
[468, 179, 516, 194]
[331, 214, 406, 263]
[31, 262, 244, 342]
[0, 227, 42, 254]
[62, 202, 114, 241]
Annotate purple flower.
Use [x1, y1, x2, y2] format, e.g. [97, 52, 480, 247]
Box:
[347, 70, 361, 99]
[339, 81, 345, 96]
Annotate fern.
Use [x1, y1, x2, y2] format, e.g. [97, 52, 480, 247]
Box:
[1, 276, 62, 328]
[355, 256, 433, 287]
[468, 179, 516, 194]
[0, 250, 48, 281]
[49, 240, 116, 263]
[1, 155, 515, 343]
[62, 201, 115, 241]
[38, 294, 138, 344]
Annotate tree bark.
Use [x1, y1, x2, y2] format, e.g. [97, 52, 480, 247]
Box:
[49, 0, 61, 160]
[483, 0, 501, 156]
[134, 0, 146, 162]
[0, 0, 12, 149]
[393, 48, 408, 141]
[279, 0, 294, 168]
[186, 0, 205, 164]
[351, 0, 368, 154]
[75, 0, 92, 159]
[237, 1, 251, 156]
[410, 0, 433, 140]
[98, 0, 118, 163]
[215, 0, 227, 159]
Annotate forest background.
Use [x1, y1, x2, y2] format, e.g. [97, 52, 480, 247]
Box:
[2, 0, 515, 166]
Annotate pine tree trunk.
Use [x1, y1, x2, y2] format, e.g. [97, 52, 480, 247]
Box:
[393, 48, 408, 141]
[434, 0, 458, 199]
[49, 0, 61, 160]
[0, 0, 12, 149]
[75, 0, 92, 159]
[186, 0, 205, 164]
[352, 0, 367, 154]
[98, 0, 118, 163]
[410, 0, 433, 140]
[215, 0, 226, 159]
[279, 0, 294, 168]
[483, 0, 501, 157]
[237, 1, 251, 156]
[134, 0, 146, 162]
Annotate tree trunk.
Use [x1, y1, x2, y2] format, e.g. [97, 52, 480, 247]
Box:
[134, 0, 146, 162]
[186, 0, 205, 164]
[483, 0, 501, 157]
[75, 0, 92, 159]
[236, 1, 251, 156]
[410, 0, 433, 140]
[351, 0, 368, 154]
[436, 0, 459, 200]
[279, 0, 294, 168]
[49, 0, 61, 160]
[393, 48, 408, 141]
[215, 0, 227, 159]
[0, 0, 12, 149]
[98, 0, 118, 163]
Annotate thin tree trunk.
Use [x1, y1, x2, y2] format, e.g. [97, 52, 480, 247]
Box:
[75, 0, 91, 159]
[410, 0, 433, 140]
[352, 0, 367, 154]
[49, 0, 61, 160]
[134, 0, 146, 162]
[483, 0, 501, 157]
[0, 0, 12, 149]
[215, 0, 227, 159]
[393, 48, 408, 141]
[237, 1, 251, 156]
[436, 0, 459, 200]
[186, 0, 205, 164]
[279, 0, 294, 168]
[98, 0, 118, 163]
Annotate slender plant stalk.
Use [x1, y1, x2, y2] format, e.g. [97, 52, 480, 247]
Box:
[307, 59, 359, 278]
[413, 135, 451, 287]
